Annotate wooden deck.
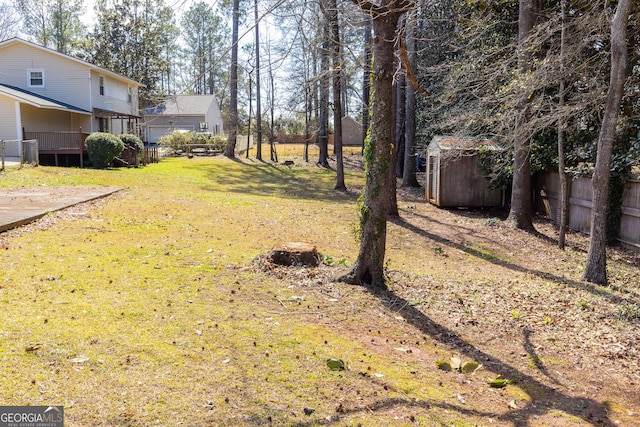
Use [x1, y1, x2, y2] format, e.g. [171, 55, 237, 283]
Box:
[21, 131, 158, 167]
[24, 131, 88, 167]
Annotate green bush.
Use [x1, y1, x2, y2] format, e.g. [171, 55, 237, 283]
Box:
[119, 134, 144, 162]
[158, 131, 226, 152]
[157, 131, 192, 150]
[86, 132, 124, 168]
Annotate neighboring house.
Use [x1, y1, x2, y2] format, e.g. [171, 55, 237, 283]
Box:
[0, 37, 142, 164]
[143, 95, 223, 144]
[341, 116, 363, 146]
[425, 135, 504, 208]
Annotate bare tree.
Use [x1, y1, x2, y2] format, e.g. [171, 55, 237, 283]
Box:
[556, 0, 568, 249]
[582, 0, 632, 285]
[506, 0, 545, 231]
[224, 0, 241, 158]
[328, 0, 347, 191]
[255, 0, 263, 161]
[0, 4, 20, 41]
[401, 10, 419, 188]
[317, 15, 330, 167]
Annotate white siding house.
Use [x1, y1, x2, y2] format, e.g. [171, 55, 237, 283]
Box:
[0, 38, 142, 161]
[143, 95, 223, 143]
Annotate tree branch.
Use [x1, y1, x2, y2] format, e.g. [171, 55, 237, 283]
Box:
[350, 0, 414, 16]
[350, 0, 383, 15]
[399, 35, 428, 96]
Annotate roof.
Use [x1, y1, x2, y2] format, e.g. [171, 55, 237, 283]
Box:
[144, 95, 219, 116]
[0, 83, 91, 114]
[428, 135, 502, 151]
[0, 37, 143, 87]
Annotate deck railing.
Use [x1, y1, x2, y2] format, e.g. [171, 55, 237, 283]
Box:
[24, 131, 88, 151]
[23, 131, 89, 167]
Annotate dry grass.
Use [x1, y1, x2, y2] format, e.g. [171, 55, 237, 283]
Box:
[0, 154, 638, 426]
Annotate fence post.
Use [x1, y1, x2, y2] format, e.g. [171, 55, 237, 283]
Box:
[1, 140, 4, 171]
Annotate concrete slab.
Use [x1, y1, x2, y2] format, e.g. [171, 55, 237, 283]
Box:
[0, 186, 125, 232]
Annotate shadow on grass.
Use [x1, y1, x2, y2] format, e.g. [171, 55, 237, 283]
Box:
[294, 285, 617, 427]
[391, 212, 640, 306]
[181, 158, 361, 203]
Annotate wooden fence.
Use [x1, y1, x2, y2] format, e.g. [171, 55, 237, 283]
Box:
[535, 171, 640, 248]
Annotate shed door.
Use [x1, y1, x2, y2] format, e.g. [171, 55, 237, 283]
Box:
[428, 156, 438, 203]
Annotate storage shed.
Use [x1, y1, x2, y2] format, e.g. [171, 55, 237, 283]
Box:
[425, 135, 504, 208]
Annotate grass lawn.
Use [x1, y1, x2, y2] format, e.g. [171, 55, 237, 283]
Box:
[0, 155, 638, 426]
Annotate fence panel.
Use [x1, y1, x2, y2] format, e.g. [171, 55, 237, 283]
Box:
[22, 140, 38, 164]
[535, 171, 640, 248]
[619, 180, 640, 247]
[568, 177, 593, 234]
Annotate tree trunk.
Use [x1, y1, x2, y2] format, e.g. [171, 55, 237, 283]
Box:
[337, 0, 408, 289]
[246, 69, 252, 159]
[506, 0, 544, 230]
[388, 69, 400, 217]
[582, 0, 631, 285]
[557, 0, 568, 250]
[395, 30, 406, 179]
[402, 12, 419, 188]
[224, 0, 240, 158]
[318, 17, 330, 167]
[362, 15, 372, 153]
[304, 83, 310, 163]
[329, 0, 346, 191]
[254, 0, 263, 161]
[269, 47, 278, 163]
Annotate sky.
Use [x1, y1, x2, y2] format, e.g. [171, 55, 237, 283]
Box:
[1, 0, 294, 116]
[1, 0, 227, 36]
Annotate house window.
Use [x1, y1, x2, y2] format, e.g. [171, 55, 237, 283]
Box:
[28, 69, 44, 87]
[127, 86, 132, 102]
[99, 76, 104, 96]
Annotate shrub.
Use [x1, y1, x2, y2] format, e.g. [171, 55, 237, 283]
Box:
[158, 131, 192, 151]
[86, 132, 124, 168]
[158, 131, 226, 152]
[119, 134, 144, 162]
[119, 134, 144, 153]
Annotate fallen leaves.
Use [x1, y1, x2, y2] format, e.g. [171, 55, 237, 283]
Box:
[487, 378, 515, 388]
[436, 356, 482, 374]
[25, 344, 42, 352]
[326, 358, 346, 371]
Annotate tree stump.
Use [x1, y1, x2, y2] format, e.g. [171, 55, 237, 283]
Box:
[267, 242, 321, 267]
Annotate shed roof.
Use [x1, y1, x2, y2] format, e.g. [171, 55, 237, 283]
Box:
[428, 135, 502, 152]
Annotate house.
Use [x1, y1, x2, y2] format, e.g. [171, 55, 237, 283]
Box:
[0, 37, 142, 165]
[143, 95, 223, 144]
[341, 116, 363, 146]
[425, 135, 504, 208]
